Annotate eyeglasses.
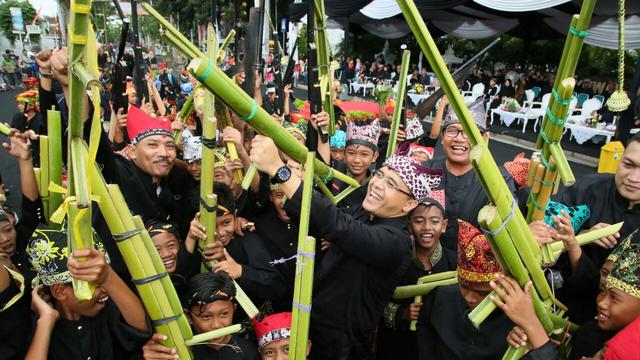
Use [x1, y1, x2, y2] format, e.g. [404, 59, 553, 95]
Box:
[372, 169, 414, 198]
[443, 126, 469, 139]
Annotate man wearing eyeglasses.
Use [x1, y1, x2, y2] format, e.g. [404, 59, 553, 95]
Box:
[426, 99, 518, 250]
[249, 135, 442, 360]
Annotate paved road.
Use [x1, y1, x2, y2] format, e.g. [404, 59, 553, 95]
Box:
[0, 87, 597, 215]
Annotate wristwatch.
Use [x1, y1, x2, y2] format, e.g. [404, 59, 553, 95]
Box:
[271, 165, 292, 184]
[39, 70, 54, 79]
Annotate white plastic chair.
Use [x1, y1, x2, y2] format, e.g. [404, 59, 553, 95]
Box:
[523, 89, 536, 108]
[530, 93, 551, 131]
[462, 82, 485, 103]
[568, 98, 603, 123]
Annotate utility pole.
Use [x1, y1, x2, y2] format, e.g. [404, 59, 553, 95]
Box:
[130, 0, 147, 101]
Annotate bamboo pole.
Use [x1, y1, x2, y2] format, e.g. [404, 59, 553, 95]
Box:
[143, 3, 201, 57]
[548, 222, 624, 260]
[197, 24, 219, 272]
[386, 49, 411, 158]
[47, 110, 63, 221]
[526, 152, 540, 188]
[187, 57, 357, 187]
[67, 201, 95, 301]
[38, 135, 50, 218]
[173, 89, 196, 144]
[392, 277, 458, 299]
[217, 30, 236, 64]
[185, 324, 242, 347]
[241, 164, 257, 191]
[0, 122, 11, 136]
[215, 100, 243, 184]
[313, 174, 337, 204]
[290, 152, 316, 359]
[314, 0, 335, 135]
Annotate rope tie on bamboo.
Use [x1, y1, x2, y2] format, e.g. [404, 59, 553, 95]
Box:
[151, 313, 183, 327]
[199, 197, 218, 212]
[196, 60, 213, 82]
[132, 272, 169, 285]
[200, 136, 217, 149]
[551, 88, 571, 106]
[240, 102, 258, 122]
[269, 249, 316, 265]
[293, 301, 312, 313]
[112, 228, 143, 242]
[545, 108, 566, 126]
[569, 26, 590, 38]
[320, 168, 333, 184]
[481, 199, 518, 236]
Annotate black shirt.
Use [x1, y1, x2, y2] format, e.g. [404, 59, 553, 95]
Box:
[417, 285, 513, 360]
[557, 174, 640, 324]
[425, 158, 517, 250]
[47, 300, 152, 360]
[11, 111, 45, 166]
[191, 334, 259, 359]
[0, 271, 31, 360]
[284, 186, 412, 360]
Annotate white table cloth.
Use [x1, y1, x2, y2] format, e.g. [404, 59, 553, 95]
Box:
[349, 82, 376, 97]
[564, 123, 615, 144]
[491, 109, 540, 133]
[407, 92, 431, 106]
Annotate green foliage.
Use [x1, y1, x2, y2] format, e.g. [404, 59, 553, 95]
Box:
[298, 24, 308, 57]
[0, 0, 36, 44]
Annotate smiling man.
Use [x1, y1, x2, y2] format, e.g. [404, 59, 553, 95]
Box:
[556, 133, 640, 325]
[92, 105, 180, 275]
[250, 135, 441, 359]
[426, 100, 517, 250]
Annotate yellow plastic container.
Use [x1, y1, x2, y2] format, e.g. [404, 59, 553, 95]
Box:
[598, 141, 625, 174]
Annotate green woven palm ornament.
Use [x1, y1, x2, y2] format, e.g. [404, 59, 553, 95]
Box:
[607, 0, 631, 112]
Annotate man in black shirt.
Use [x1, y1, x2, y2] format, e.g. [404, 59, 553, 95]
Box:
[250, 135, 442, 359]
[11, 90, 45, 166]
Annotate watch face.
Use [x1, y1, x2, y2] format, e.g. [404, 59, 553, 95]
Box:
[276, 166, 291, 182]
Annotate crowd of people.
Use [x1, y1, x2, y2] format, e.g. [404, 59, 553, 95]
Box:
[0, 38, 639, 360]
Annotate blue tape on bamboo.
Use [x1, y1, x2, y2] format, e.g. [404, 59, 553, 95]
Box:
[293, 301, 312, 313]
[569, 26, 590, 38]
[196, 60, 213, 82]
[321, 167, 333, 184]
[545, 108, 566, 126]
[240, 102, 258, 122]
[529, 191, 546, 211]
[552, 88, 571, 105]
[481, 199, 518, 236]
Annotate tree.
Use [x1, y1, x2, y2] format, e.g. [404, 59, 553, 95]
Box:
[0, 0, 36, 44]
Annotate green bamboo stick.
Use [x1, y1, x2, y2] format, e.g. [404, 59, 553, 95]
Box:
[198, 194, 217, 272]
[70, 137, 90, 207]
[217, 30, 236, 64]
[416, 270, 457, 283]
[173, 90, 196, 144]
[386, 50, 411, 158]
[233, 279, 260, 319]
[392, 277, 458, 299]
[314, 0, 335, 136]
[160, 28, 199, 59]
[187, 57, 357, 187]
[38, 135, 50, 218]
[67, 200, 95, 301]
[467, 292, 498, 328]
[83, 141, 193, 358]
[472, 147, 550, 296]
[241, 164, 257, 191]
[216, 102, 243, 184]
[290, 152, 316, 359]
[549, 142, 575, 186]
[47, 110, 63, 221]
[143, 3, 201, 57]
[33, 168, 41, 191]
[548, 222, 623, 258]
[502, 345, 528, 360]
[0, 122, 12, 136]
[313, 174, 337, 204]
[334, 185, 360, 204]
[185, 324, 242, 347]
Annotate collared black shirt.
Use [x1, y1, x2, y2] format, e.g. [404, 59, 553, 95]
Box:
[190, 334, 259, 359]
[426, 158, 518, 250]
[47, 300, 152, 360]
[417, 285, 513, 360]
[284, 186, 412, 360]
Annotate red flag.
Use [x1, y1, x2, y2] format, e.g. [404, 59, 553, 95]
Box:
[32, 6, 42, 25]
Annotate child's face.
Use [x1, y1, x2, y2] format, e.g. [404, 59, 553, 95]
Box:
[459, 281, 493, 311]
[409, 205, 447, 251]
[214, 167, 233, 187]
[261, 338, 290, 360]
[189, 301, 235, 338]
[345, 145, 377, 178]
[270, 190, 290, 223]
[0, 219, 17, 257]
[330, 147, 345, 162]
[410, 151, 430, 163]
[187, 160, 202, 181]
[216, 214, 236, 246]
[59, 284, 109, 318]
[151, 232, 180, 273]
[595, 287, 640, 331]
